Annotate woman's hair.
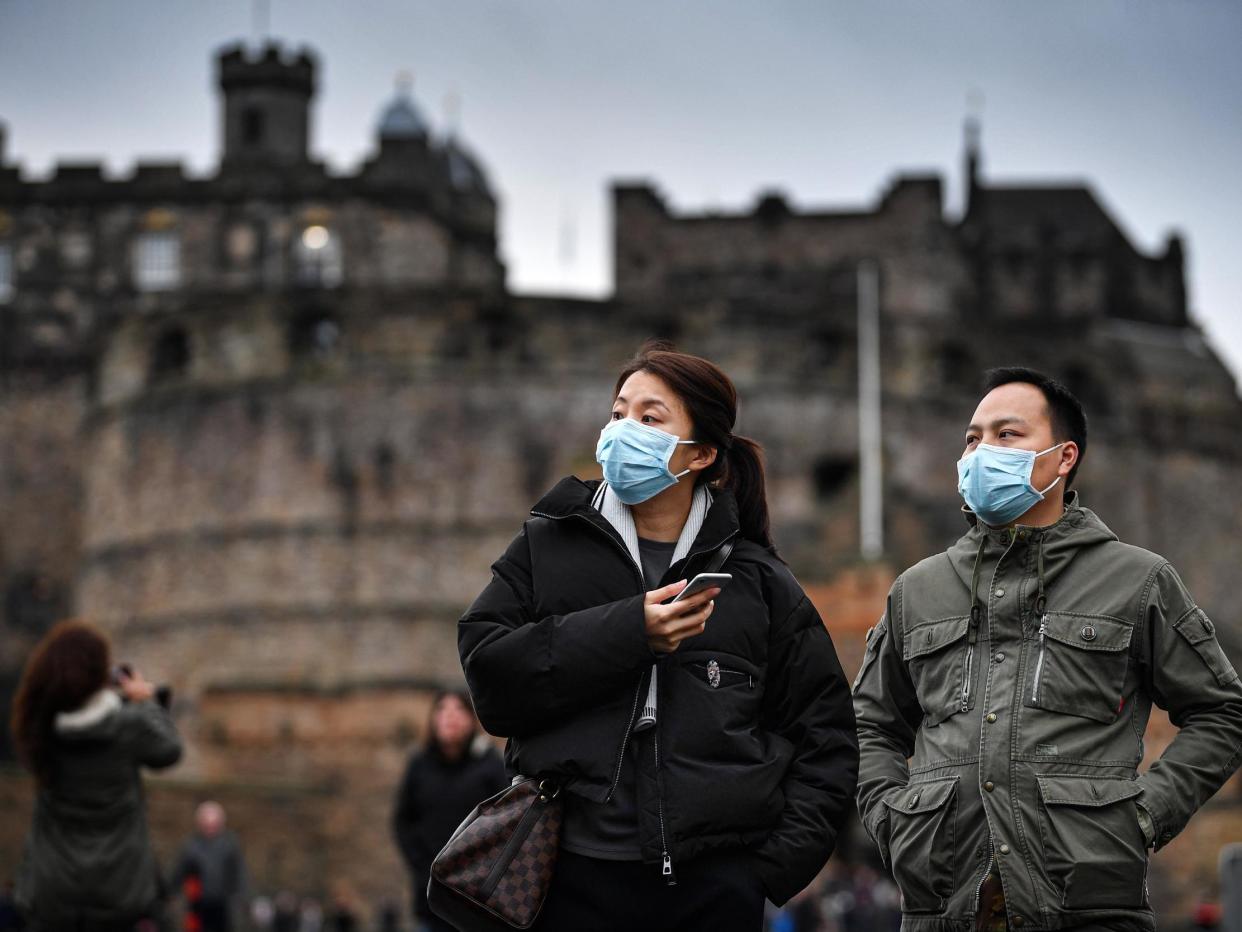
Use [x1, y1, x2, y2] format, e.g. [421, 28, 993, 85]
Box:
[614, 340, 775, 551]
[11, 619, 112, 785]
[424, 688, 477, 758]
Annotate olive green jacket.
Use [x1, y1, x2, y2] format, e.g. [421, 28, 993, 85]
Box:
[852, 493, 1242, 931]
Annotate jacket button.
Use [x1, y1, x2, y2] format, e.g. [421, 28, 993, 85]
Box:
[910, 793, 920, 807]
[995, 588, 1005, 598]
[984, 781, 995, 792]
[986, 713, 997, 723]
[1013, 918, 1025, 928]
[999, 843, 1011, 855]
[994, 652, 1005, 663]
[1081, 625, 1097, 641]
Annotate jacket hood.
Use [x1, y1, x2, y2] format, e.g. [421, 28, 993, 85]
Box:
[948, 491, 1119, 599]
[53, 689, 123, 741]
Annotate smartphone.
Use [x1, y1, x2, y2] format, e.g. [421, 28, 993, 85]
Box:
[669, 572, 732, 603]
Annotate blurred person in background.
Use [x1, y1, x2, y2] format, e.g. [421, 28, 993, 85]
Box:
[170, 801, 248, 932]
[10, 619, 181, 931]
[458, 342, 858, 930]
[392, 689, 506, 932]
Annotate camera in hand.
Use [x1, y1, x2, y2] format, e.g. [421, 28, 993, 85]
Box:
[111, 663, 173, 709]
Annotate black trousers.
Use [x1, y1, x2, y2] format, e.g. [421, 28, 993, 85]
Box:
[531, 849, 765, 932]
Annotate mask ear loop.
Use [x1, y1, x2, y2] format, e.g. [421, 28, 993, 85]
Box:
[1034, 443, 1067, 496]
[670, 439, 703, 481]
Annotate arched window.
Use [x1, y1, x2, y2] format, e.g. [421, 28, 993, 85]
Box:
[133, 231, 181, 291]
[149, 327, 190, 384]
[294, 225, 343, 288]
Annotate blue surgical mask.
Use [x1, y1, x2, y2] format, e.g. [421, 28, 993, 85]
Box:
[596, 418, 699, 505]
[957, 442, 1066, 526]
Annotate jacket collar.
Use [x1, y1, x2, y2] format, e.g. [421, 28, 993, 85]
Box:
[591, 482, 713, 568]
[531, 477, 739, 562]
[961, 490, 1083, 538]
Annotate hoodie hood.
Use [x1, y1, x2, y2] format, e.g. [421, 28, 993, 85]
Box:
[53, 689, 123, 741]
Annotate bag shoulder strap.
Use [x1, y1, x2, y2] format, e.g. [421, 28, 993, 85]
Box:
[704, 537, 735, 574]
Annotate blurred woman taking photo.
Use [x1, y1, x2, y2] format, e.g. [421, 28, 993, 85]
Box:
[11, 619, 181, 931]
[458, 342, 858, 932]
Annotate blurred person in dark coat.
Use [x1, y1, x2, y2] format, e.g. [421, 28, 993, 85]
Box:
[392, 689, 507, 932]
[171, 801, 247, 932]
[10, 619, 182, 930]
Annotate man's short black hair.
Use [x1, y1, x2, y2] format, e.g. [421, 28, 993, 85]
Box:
[982, 367, 1088, 487]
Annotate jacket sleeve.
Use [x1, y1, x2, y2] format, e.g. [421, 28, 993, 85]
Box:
[851, 577, 924, 863]
[392, 755, 423, 869]
[128, 700, 183, 769]
[752, 591, 859, 906]
[1134, 561, 1242, 849]
[458, 524, 655, 737]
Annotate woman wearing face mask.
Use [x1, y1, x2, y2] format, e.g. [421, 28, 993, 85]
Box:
[458, 342, 858, 932]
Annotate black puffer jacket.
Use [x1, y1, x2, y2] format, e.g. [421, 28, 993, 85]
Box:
[392, 739, 508, 915]
[458, 478, 858, 905]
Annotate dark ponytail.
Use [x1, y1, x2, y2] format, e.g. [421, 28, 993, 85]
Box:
[614, 341, 776, 551]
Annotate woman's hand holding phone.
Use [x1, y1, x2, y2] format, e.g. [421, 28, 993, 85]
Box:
[644, 579, 719, 654]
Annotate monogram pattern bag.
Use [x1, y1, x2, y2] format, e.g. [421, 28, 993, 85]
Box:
[428, 777, 563, 931]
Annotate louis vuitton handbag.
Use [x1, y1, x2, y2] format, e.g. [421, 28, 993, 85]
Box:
[427, 776, 563, 932]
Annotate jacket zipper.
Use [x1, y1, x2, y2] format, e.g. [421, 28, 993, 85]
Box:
[971, 844, 995, 915]
[960, 642, 976, 713]
[653, 697, 676, 885]
[652, 530, 734, 884]
[530, 507, 736, 879]
[531, 508, 647, 802]
[1031, 614, 1049, 702]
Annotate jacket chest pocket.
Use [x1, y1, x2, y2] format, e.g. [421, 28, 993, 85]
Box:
[903, 616, 974, 726]
[1035, 775, 1147, 910]
[1025, 613, 1134, 723]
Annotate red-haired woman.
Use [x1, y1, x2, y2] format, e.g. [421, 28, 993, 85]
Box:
[11, 619, 182, 930]
[459, 343, 858, 931]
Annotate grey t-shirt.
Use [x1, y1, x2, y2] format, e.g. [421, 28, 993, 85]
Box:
[560, 537, 678, 861]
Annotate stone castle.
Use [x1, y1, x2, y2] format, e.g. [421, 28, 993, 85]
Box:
[2, 40, 1239, 916]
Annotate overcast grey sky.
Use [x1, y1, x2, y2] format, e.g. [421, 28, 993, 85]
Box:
[2, 0, 1239, 377]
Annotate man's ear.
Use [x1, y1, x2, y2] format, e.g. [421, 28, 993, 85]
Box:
[1058, 441, 1079, 479]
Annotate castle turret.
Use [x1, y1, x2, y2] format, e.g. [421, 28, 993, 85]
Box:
[217, 42, 316, 170]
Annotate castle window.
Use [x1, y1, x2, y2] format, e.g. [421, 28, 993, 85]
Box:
[813, 456, 855, 500]
[133, 232, 181, 291]
[294, 225, 343, 288]
[0, 243, 13, 302]
[288, 308, 341, 357]
[149, 327, 190, 384]
[242, 106, 265, 147]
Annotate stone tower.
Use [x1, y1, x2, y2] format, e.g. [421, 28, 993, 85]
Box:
[218, 42, 316, 170]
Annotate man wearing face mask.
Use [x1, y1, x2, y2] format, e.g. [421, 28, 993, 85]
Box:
[852, 367, 1242, 932]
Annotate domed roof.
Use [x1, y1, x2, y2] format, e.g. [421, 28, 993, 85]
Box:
[378, 89, 428, 140]
[444, 137, 490, 194]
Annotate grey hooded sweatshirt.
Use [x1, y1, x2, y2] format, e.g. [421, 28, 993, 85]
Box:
[16, 690, 182, 925]
[852, 493, 1242, 931]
